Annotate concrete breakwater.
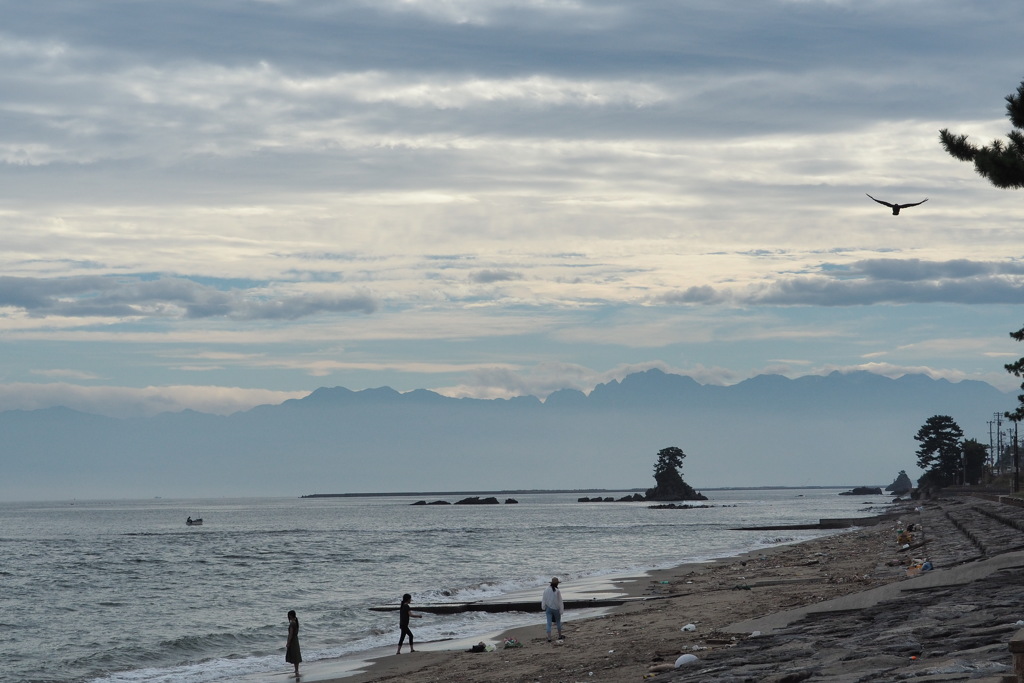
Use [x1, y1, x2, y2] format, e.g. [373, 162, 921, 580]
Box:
[730, 511, 905, 531]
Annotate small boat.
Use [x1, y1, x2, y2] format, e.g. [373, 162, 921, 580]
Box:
[186, 517, 203, 526]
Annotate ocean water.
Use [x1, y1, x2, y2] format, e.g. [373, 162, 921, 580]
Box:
[0, 489, 893, 683]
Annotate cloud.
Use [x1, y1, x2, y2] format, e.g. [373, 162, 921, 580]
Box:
[652, 259, 1024, 308]
[808, 361, 1006, 389]
[428, 356, 1017, 402]
[232, 293, 378, 320]
[30, 368, 103, 380]
[0, 276, 377, 320]
[435, 359, 748, 400]
[657, 285, 727, 305]
[434, 361, 665, 399]
[362, 0, 615, 26]
[846, 259, 1024, 282]
[750, 259, 1024, 306]
[0, 383, 308, 418]
[751, 277, 1024, 306]
[471, 269, 523, 284]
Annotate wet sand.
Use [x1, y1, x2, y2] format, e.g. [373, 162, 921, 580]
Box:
[296, 495, 1024, 683]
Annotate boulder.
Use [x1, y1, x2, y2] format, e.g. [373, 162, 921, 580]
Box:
[839, 487, 883, 496]
[454, 496, 500, 505]
[649, 503, 713, 510]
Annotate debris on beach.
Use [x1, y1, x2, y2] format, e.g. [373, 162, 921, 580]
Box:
[674, 653, 699, 668]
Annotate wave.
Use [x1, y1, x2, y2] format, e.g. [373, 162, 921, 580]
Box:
[75, 629, 279, 683]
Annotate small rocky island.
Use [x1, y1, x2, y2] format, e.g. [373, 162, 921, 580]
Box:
[885, 470, 913, 496]
[644, 446, 707, 502]
[410, 496, 519, 505]
[582, 446, 708, 505]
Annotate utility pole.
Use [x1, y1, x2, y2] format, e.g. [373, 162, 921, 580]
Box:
[988, 418, 995, 473]
[996, 413, 1005, 474]
[991, 413, 1004, 474]
[1015, 421, 1020, 494]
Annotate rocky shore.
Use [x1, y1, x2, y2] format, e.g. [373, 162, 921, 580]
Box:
[660, 495, 1024, 683]
[326, 494, 1024, 683]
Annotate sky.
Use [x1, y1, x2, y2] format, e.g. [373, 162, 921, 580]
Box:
[2, 0, 1024, 420]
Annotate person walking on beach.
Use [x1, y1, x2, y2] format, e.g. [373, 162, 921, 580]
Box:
[396, 593, 421, 654]
[541, 577, 564, 641]
[285, 610, 302, 677]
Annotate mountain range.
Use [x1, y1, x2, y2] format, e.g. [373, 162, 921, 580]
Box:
[0, 369, 1013, 501]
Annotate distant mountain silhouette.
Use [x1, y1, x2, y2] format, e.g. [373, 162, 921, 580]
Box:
[0, 370, 1011, 500]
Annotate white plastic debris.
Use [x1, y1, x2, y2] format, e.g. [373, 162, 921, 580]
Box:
[675, 653, 699, 668]
[681, 623, 697, 632]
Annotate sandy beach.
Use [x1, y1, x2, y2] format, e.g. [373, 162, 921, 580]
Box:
[298, 495, 1024, 683]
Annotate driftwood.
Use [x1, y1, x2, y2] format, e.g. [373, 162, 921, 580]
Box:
[369, 596, 666, 614]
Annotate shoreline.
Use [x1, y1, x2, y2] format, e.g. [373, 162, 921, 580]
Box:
[283, 566, 707, 682]
[290, 519, 890, 683]
[289, 496, 1024, 682]
[240, 495, 1024, 682]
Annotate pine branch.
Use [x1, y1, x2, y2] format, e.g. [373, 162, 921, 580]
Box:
[938, 129, 976, 161]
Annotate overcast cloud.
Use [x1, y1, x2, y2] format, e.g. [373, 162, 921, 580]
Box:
[1, 0, 1023, 422]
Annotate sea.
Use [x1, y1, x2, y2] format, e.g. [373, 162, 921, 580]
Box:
[0, 488, 896, 683]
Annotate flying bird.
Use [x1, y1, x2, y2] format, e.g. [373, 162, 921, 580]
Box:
[866, 193, 929, 215]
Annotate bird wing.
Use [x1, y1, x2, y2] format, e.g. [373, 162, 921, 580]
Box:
[865, 193, 894, 208]
[896, 198, 929, 209]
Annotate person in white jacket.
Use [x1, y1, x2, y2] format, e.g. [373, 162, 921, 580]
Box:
[540, 577, 564, 641]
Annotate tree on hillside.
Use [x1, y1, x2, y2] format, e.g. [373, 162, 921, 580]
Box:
[645, 446, 707, 501]
[962, 439, 988, 485]
[914, 415, 964, 487]
[939, 77, 1024, 189]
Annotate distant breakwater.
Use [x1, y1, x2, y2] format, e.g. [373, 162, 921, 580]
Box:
[300, 486, 869, 499]
[301, 489, 646, 498]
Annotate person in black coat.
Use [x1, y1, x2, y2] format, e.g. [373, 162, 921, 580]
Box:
[396, 593, 422, 654]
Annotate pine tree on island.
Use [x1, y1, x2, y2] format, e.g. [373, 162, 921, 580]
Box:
[644, 446, 708, 501]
